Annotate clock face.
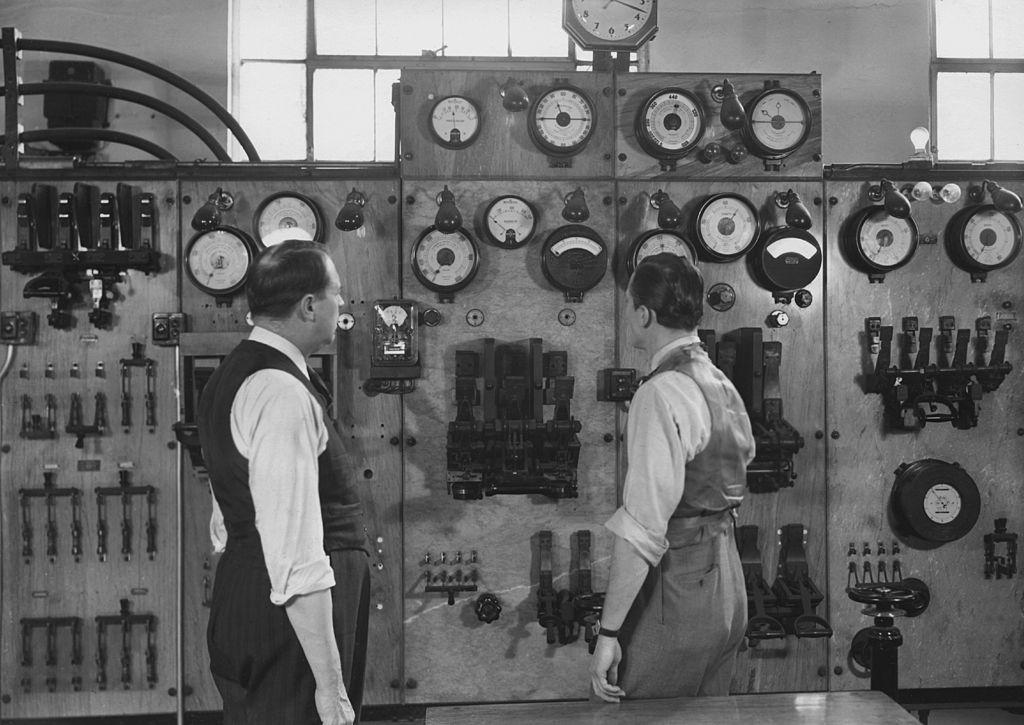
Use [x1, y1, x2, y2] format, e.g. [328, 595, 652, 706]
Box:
[570, 0, 652, 41]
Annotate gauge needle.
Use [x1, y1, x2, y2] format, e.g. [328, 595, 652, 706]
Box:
[611, 0, 646, 11]
[489, 217, 508, 231]
[537, 116, 588, 121]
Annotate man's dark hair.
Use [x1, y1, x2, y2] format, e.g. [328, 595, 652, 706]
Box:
[629, 252, 704, 330]
[246, 239, 332, 319]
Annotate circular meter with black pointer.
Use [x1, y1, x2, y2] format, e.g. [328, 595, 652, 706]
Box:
[692, 193, 760, 262]
[483, 195, 537, 249]
[528, 86, 596, 157]
[411, 226, 480, 301]
[540, 224, 607, 301]
[428, 95, 482, 149]
[185, 226, 256, 297]
[744, 87, 812, 161]
[944, 204, 1022, 280]
[844, 205, 920, 278]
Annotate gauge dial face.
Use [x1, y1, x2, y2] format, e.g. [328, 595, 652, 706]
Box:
[429, 95, 481, 149]
[923, 484, 962, 525]
[852, 206, 919, 271]
[376, 304, 408, 328]
[569, 0, 654, 44]
[693, 193, 760, 261]
[636, 87, 705, 159]
[541, 224, 607, 297]
[628, 230, 697, 274]
[746, 88, 811, 158]
[253, 192, 324, 248]
[950, 205, 1023, 270]
[411, 226, 480, 294]
[484, 195, 537, 249]
[528, 86, 596, 157]
[755, 228, 822, 292]
[185, 227, 255, 296]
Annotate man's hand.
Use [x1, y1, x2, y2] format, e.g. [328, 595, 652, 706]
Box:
[589, 635, 626, 703]
[314, 684, 355, 725]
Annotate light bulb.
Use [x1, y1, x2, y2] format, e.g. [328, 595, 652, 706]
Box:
[909, 126, 930, 155]
[934, 183, 962, 204]
[910, 181, 933, 202]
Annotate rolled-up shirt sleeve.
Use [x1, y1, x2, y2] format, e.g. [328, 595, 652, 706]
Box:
[232, 370, 335, 606]
[606, 375, 709, 567]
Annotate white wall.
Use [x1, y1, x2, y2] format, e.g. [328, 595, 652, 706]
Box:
[647, 0, 931, 164]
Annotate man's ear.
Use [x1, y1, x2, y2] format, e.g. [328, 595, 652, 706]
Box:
[300, 293, 317, 318]
[638, 304, 652, 328]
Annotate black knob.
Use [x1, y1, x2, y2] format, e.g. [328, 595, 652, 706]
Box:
[475, 593, 502, 623]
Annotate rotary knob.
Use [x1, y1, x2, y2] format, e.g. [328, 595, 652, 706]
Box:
[474, 592, 502, 623]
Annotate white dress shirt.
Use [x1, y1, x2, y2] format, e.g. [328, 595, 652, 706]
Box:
[605, 335, 713, 567]
[209, 326, 336, 606]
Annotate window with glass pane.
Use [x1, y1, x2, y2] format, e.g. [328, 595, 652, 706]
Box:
[234, 0, 575, 162]
[933, 0, 1024, 160]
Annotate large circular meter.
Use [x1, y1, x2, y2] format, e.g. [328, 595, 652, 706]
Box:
[541, 224, 608, 301]
[890, 459, 981, 544]
[253, 191, 325, 248]
[844, 205, 919, 276]
[634, 87, 705, 161]
[626, 229, 697, 275]
[184, 226, 256, 296]
[945, 204, 1022, 278]
[528, 86, 596, 157]
[751, 227, 822, 293]
[411, 226, 480, 299]
[744, 87, 812, 160]
[692, 193, 760, 262]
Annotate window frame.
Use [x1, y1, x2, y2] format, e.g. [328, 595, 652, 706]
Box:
[230, 0, 642, 162]
[930, 0, 1024, 161]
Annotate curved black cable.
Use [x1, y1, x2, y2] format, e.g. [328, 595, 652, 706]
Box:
[18, 37, 260, 161]
[4, 82, 230, 162]
[1, 129, 176, 160]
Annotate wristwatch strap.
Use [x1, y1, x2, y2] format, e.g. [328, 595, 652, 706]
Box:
[598, 626, 619, 639]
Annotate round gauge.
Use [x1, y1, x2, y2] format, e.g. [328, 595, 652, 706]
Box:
[411, 226, 480, 297]
[253, 191, 324, 248]
[184, 226, 256, 296]
[627, 229, 697, 275]
[428, 95, 481, 150]
[844, 205, 919, 274]
[634, 87, 705, 160]
[751, 228, 822, 293]
[744, 87, 812, 160]
[541, 224, 608, 300]
[891, 459, 980, 544]
[692, 193, 760, 262]
[483, 195, 537, 249]
[528, 86, 596, 157]
[945, 204, 1022, 274]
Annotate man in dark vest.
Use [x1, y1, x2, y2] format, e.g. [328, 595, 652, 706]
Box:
[590, 252, 755, 702]
[198, 239, 369, 725]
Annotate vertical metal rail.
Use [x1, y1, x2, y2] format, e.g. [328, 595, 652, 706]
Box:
[174, 345, 184, 725]
[2, 27, 21, 168]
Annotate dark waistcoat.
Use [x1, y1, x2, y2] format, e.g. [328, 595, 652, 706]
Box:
[647, 341, 754, 518]
[197, 340, 368, 559]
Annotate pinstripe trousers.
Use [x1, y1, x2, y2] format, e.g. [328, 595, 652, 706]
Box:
[617, 513, 747, 699]
[208, 548, 371, 724]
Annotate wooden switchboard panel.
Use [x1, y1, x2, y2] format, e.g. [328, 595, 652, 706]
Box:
[614, 73, 822, 180]
[176, 177, 404, 709]
[398, 69, 615, 180]
[0, 178, 180, 719]
[823, 175, 1024, 690]
[400, 178, 618, 702]
[616, 179, 829, 694]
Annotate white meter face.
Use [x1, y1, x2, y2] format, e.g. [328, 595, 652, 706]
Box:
[923, 484, 962, 524]
[857, 208, 917, 269]
[748, 89, 810, 155]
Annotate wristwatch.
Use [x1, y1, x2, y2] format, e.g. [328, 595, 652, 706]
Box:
[598, 626, 620, 639]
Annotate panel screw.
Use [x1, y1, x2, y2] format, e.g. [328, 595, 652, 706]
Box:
[603, 433, 614, 443]
[815, 430, 824, 439]
[830, 430, 840, 439]
[817, 666, 827, 677]
[618, 153, 627, 161]
[834, 666, 844, 675]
